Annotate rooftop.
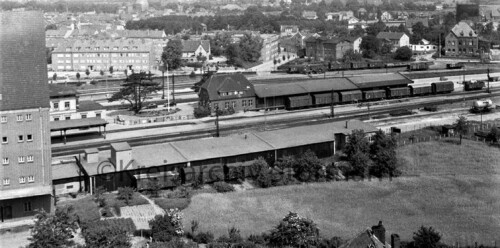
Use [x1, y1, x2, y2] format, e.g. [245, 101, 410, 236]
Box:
[253, 77, 359, 98]
[347, 73, 413, 89]
[50, 117, 108, 131]
[450, 21, 478, 38]
[49, 84, 77, 98]
[181, 39, 210, 53]
[376, 32, 407, 40]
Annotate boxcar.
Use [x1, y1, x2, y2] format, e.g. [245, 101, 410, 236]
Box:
[287, 95, 312, 109]
[387, 87, 411, 98]
[464, 80, 485, 91]
[339, 90, 363, 103]
[363, 90, 386, 100]
[431, 81, 455, 94]
[446, 63, 463, 69]
[313, 92, 339, 105]
[351, 62, 368, 70]
[409, 85, 432, 96]
[407, 62, 429, 71]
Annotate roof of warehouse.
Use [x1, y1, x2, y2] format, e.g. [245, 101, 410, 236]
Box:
[52, 161, 81, 180]
[133, 143, 188, 168]
[253, 78, 359, 98]
[347, 73, 413, 89]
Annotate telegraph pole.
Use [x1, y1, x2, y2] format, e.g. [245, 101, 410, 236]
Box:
[487, 67, 491, 93]
[215, 106, 220, 137]
[172, 72, 175, 103]
[330, 89, 334, 118]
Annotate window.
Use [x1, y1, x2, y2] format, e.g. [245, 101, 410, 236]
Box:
[19, 176, 26, 184]
[81, 114, 87, 119]
[242, 100, 247, 107]
[232, 101, 236, 108]
[24, 202, 31, 212]
[2, 158, 8, 165]
[225, 102, 229, 109]
[2, 137, 7, 144]
[1, 116, 6, 123]
[27, 155, 34, 162]
[64, 102, 70, 109]
[28, 176, 34, 183]
[54, 102, 59, 109]
[65, 116, 71, 120]
[18, 135, 24, 142]
[27, 134, 32, 142]
[26, 114, 32, 121]
[248, 99, 254, 106]
[96, 113, 101, 118]
[17, 115, 23, 121]
[3, 178, 10, 185]
[54, 117, 60, 121]
[66, 185, 74, 189]
[18, 156, 25, 163]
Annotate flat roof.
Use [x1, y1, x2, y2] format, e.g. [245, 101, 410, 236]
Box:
[133, 143, 188, 168]
[50, 117, 108, 131]
[347, 73, 413, 89]
[0, 185, 52, 201]
[111, 142, 131, 152]
[52, 161, 81, 180]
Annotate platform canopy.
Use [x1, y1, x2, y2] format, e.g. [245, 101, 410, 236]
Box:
[50, 117, 108, 132]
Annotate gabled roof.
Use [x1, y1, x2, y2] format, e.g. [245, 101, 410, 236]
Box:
[181, 39, 210, 53]
[376, 32, 407, 40]
[200, 74, 255, 101]
[347, 73, 413, 89]
[114, 29, 166, 39]
[450, 21, 477, 38]
[253, 78, 359, 98]
[340, 229, 391, 248]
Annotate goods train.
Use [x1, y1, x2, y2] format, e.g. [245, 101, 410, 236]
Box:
[281, 61, 432, 74]
[471, 99, 494, 113]
[283, 81, 455, 109]
[463, 80, 486, 91]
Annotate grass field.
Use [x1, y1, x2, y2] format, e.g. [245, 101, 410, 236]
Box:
[181, 140, 500, 245]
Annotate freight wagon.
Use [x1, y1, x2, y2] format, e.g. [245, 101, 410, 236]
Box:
[431, 81, 455, 94]
[463, 80, 485, 91]
[409, 85, 432, 96]
[313, 92, 339, 106]
[387, 87, 411, 98]
[339, 90, 363, 103]
[363, 90, 386, 100]
[287, 95, 313, 109]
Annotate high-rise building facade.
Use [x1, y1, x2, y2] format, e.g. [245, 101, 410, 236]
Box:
[0, 11, 52, 222]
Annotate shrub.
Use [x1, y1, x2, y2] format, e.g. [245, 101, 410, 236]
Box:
[81, 221, 131, 248]
[154, 198, 191, 211]
[94, 186, 107, 207]
[117, 187, 134, 205]
[193, 231, 215, 244]
[189, 71, 196, 78]
[185, 62, 203, 68]
[268, 212, 320, 247]
[212, 182, 234, 193]
[93, 218, 136, 234]
[150, 239, 198, 248]
[193, 106, 211, 118]
[59, 196, 100, 224]
[149, 209, 184, 242]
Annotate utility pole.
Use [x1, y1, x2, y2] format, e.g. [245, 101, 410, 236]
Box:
[330, 89, 334, 118]
[487, 67, 491, 93]
[215, 106, 220, 137]
[166, 63, 170, 112]
[172, 73, 175, 103]
[161, 65, 165, 99]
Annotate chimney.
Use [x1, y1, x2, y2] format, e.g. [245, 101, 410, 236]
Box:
[110, 142, 132, 172]
[391, 234, 400, 248]
[85, 148, 99, 163]
[371, 221, 386, 245]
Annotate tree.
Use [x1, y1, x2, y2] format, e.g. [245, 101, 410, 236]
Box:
[344, 129, 371, 177]
[76, 72, 80, 82]
[85, 68, 90, 78]
[117, 186, 134, 205]
[370, 130, 399, 177]
[238, 33, 263, 63]
[360, 35, 381, 56]
[268, 212, 320, 247]
[488, 126, 499, 143]
[108, 72, 161, 114]
[28, 206, 78, 248]
[454, 115, 469, 145]
[149, 209, 184, 242]
[294, 150, 325, 182]
[225, 43, 242, 67]
[342, 49, 362, 63]
[196, 52, 207, 63]
[162, 39, 183, 70]
[366, 21, 386, 36]
[412, 226, 442, 248]
[81, 222, 131, 248]
[394, 46, 412, 61]
[350, 25, 365, 37]
[99, 70, 104, 78]
[381, 43, 393, 55]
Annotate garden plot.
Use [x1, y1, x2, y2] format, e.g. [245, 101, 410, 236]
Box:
[120, 204, 165, 230]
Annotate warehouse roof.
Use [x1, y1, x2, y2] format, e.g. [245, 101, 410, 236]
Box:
[200, 74, 256, 101]
[133, 143, 188, 168]
[253, 78, 359, 98]
[347, 73, 413, 89]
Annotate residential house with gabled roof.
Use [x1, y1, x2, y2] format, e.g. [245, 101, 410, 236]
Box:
[444, 21, 479, 57]
[280, 25, 300, 37]
[340, 221, 400, 248]
[303, 11, 318, 20]
[181, 39, 210, 62]
[198, 74, 256, 114]
[376, 32, 410, 48]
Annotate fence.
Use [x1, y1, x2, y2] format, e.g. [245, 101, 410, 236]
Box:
[114, 115, 195, 125]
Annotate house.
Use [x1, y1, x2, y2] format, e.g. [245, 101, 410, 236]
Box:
[380, 11, 393, 21]
[49, 84, 106, 121]
[198, 74, 256, 114]
[260, 34, 279, 62]
[340, 221, 399, 248]
[357, 8, 367, 18]
[348, 36, 363, 53]
[280, 32, 308, 54]
[347, 17, 366, 30]
[181, 40, 211, 62]
[325, 11, 354, 21]
[280, 25, 299, 37]
[479, 5, 500, 21]
[305, 36, 355, 61]
[444, 21, 479, 57]
[376, 32, 410, 48]
[303, 11, 318, 20]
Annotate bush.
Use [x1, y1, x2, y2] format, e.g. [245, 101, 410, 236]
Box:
[93, 218, 136, 234]
[194, 106, 211, 118]
[394, 46, 413, 61]
[150, 239, 198, 248]
[154, 198, 191, 211]
[185, 62, 203, 68]
[193, 231, 215, 244]
[212, 182, 234, 193]
[81, 222, 131, 248]
[58, 196, 100, 224]
[117, 187, 134, 205]
[149, 209, 184, 242]
[189, 71, 196, 78]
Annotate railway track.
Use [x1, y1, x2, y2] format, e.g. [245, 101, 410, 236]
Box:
[51, 88, 500, 157]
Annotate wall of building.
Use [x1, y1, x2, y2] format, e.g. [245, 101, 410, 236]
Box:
[212, 97, 256, 114]
[0, 195, 52, 222]
[260, 34, 279, 62]
[52, 50, 154, 72]
[445, 33, 479, 56]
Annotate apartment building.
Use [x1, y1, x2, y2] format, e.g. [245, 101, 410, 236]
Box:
[51, 38, 156, 72]
[444, 21, 479, 57]
[0, 11, 53, 223]
[260, 34, 279, 62]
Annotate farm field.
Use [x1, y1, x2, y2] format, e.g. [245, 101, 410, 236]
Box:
[182, 140, 500, 245]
